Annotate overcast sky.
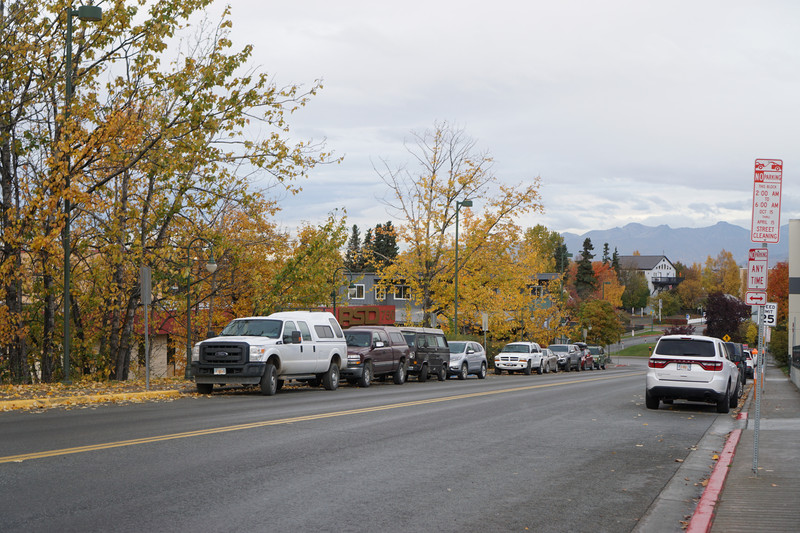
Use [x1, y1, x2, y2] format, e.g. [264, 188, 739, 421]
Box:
[218, 1, 800, 238]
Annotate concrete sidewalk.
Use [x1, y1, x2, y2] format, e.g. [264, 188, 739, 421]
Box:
[707, 361, 800, 532]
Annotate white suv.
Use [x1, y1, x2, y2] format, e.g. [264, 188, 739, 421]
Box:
[645, 334, 740, 413]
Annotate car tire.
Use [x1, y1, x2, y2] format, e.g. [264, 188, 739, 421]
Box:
[437, 364, 447, 381]
[259, 363, 278, 396]
[645, 389, 660, 410]
[536, 362, 543, 375]
[494, 367, 502, 375]
[321, 362, 339, 391]
[458, 363, 468, 380]
[358, 361, 372, 388]
[524, 361, 532, 375]
[729, 380, 739, 408]
[196, 383, 213, 394]
[716, 384, 731, 413]
[393, 361, 407, 385]
[418, 364, 429, 382]
[477, 363, 487, 379]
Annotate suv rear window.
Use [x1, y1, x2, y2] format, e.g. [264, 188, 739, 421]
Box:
[655, 339, 715, 357]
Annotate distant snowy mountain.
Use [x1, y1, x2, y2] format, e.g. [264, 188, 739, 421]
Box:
[561, 222, 789, 266]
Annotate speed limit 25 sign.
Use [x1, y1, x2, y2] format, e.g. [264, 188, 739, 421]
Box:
[763, 302, 778, 327]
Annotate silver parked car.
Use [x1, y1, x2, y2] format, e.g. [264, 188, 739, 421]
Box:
[539, 348, 559, 374]
[448, 341, 488, 380]
[548, 343, 582, 372]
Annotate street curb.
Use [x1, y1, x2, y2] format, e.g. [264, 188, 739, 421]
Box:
[685, 428, 742, 533]
[0, 389, 185, 410]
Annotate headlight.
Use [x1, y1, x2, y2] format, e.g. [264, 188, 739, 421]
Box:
[348, 354, 361, 363]
[191, 345, 200, 362]
[250, 346, 268, 362]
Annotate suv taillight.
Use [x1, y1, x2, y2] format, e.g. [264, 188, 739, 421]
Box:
[649, 358, 723, 371]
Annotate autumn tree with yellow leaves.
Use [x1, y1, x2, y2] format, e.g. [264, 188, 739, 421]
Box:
[0, 1, 335, 382]
[374, 122, 563, 338]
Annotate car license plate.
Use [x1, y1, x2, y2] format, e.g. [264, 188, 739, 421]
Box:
[214, 368, 226, 375]
[677, 363, 691, 371]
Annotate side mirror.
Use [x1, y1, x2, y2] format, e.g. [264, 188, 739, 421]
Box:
[291, 330, 302, 344]
[374, 341, 385, 348]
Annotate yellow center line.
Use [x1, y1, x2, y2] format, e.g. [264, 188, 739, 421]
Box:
[1, 372, 642, 464]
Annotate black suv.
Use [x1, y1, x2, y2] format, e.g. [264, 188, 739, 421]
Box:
[724, 341, 746, 399]
[400, 327, 450, 382]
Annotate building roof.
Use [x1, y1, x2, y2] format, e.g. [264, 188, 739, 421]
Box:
[618, 255, 674, 271]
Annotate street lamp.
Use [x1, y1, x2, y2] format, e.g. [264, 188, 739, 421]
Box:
[330, 267, 354, 316]
[454, 199, 473, 335]
[63, 4, 102, 383]
[185, 238, 217, 379]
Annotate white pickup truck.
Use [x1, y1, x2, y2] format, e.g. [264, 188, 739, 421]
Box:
[191, 311, 348, 396]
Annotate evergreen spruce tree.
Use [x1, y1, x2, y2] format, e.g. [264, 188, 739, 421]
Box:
[373, 221, 399, 268]
[575, 238, 597, 299]
[344, 225, 362, 271]
[602, 243, 610, 264]
[362, 228, 374, 271]
[611, 247, 621, 281]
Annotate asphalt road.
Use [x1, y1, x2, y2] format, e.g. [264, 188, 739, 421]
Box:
[0, 358, 724, 532]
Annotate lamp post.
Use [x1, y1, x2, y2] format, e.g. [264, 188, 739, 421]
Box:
[185, 238, 218, 379]
[63, 4, 102, 383]
[454, 199, 473, 335]
[602, 281, 611, 300]
[330, 266, 353, 316]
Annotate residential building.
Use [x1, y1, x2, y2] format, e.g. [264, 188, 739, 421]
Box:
[618, 255, 682, 295]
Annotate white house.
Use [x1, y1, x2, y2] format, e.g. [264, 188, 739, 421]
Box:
[618, 255, 681, 295]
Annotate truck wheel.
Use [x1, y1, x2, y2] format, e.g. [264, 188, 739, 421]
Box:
[477, 362, 487, 379]
[418, 364, 429, 382]
[524, 361, 532, 375]
[494, 367, 502, 375]
[458, 363, 468, 380]
[393, 361, 407, 384]
[536, 362, 543, 375]
[322, 362, 340, 391]
[716, 384, 730, 413]
[437, 365, 447, 381]
[196, 383, 213, 394]
[259, 363, 278, 396]
[358, 361, 373, 388]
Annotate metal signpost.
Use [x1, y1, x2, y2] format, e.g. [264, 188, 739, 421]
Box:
[750, 159, 782, 475]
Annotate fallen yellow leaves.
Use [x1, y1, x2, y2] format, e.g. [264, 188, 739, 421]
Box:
[0, 378, 193, 412]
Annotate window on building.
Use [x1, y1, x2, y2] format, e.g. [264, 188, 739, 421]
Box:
[394, 284, 411, 300]
[375, 286, 386, 301]
[349, 284, 365, 299]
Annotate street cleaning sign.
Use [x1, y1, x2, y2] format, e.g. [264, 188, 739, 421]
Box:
[751, 159, 782, 243]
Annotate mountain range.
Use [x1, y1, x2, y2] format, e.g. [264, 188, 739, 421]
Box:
[561, 222, 790, 267]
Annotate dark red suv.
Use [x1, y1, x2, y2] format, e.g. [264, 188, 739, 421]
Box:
[341, 326, 411, 387]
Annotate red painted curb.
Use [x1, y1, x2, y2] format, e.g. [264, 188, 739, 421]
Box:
[685, 428, 742, 533]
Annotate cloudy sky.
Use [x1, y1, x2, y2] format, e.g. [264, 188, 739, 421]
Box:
[219, 1, 799, 237]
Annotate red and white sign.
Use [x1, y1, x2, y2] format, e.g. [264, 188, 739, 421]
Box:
[751, 159, 782, 243]
[747, 248, 768, 291]
[745, 291, 767, 306]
